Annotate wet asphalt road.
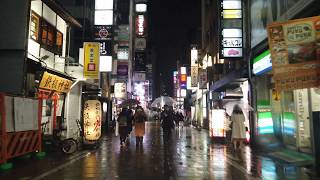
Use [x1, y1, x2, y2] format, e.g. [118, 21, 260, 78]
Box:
[0, 122, 315, 180]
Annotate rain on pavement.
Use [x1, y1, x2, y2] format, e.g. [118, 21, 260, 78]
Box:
[0, 122, 313, 180]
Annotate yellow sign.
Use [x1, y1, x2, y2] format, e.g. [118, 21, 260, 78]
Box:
[223, 10, 242, 19]
[39, 71, 72, 93]
[84, 42, 100, 79]
[267, 16, 320, 91]
[83, 100, 102, 141]
[272, 89, 281, 101]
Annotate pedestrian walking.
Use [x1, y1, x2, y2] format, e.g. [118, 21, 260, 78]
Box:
[178, 112, 184, 127]
[160, 105, 175, 141]
[133, 106, 147, 146]
[117, 108, 128, 146]
[174, 112, 179, 128]
[230, 106, 246, 152]
[126, 107, 134, 141]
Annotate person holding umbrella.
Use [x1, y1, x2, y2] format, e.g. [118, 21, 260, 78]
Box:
[230, 105, 246, 152]
[160, 105, 175, 141]
[117, 108, 129, 146]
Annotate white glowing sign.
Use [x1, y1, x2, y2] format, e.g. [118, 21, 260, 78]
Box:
[210, 109, 227, 137]
[95, 0, 113, 10]
[222, 38, 242, 47]
[117, 47, 129, 60]
[95, 10, 113, 25]
[223, 0, 241, 9]
[223, 29, 242, 37]
[83, 100, 102, 141]
[191, 48, 198, 66]
[99, 56, 112, 72]
[134, 82, 145, 96]
[187, 76, 197, 90]
[181, 89, 187, 97]
[180, 67, 187, 74]
[136, 3, 147, 12]
[136, 15, 146, 36]
[114, 82, 127, 98]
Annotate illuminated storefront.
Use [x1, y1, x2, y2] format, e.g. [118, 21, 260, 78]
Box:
[253, 49, 320, 153]
[83, 100, 102, 141]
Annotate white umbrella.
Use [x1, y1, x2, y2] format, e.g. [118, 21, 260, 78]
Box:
[151, 96, 176, 108]
[223, 100, 253, 122]
[224, 100, 253, 115]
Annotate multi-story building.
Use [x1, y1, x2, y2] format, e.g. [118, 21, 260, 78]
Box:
[199, 0, 320, 171]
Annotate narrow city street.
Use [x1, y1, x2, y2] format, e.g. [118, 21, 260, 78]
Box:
[0, 122, 314, 180]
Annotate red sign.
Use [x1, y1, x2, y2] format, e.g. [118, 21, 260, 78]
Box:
[135, 15, 146, 37]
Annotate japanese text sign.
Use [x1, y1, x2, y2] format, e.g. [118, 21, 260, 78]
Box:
[84, 42, 100, 79]
[39, 71, 72, 93]
[83, 100, 102, 141]
[267, 16, 320, 91]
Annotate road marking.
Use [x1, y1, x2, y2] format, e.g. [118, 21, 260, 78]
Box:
[32, 151, 92, 180]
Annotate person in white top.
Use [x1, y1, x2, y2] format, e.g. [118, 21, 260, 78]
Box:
[231, 106, 246, 152]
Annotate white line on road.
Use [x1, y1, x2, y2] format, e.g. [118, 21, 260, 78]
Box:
[32, 151, 92, 180]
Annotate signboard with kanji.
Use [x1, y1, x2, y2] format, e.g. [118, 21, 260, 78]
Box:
[39, 71, 72, 93]
[191, 66, 198, 87]
[199, 69, 207, 89]
[84, 42, 100, 79]
[83, 100, 102, 141]
[267, 16, 320, 91]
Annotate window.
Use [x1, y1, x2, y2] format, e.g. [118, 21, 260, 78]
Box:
[40, 19, 64, 54]
[41, 21, 48, 45]
[30, 11, 40, 41]
[41, 20, 55, 49]
[56, 31, 63, 55]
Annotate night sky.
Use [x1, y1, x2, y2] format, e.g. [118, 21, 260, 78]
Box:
[149, 0, 201, 97]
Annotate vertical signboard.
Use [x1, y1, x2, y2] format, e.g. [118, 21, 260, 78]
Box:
[117, 61, 128, 79]
[135, 15, 146, 37]
[267, 16, 320, 91]
[83, 100, 102, 141]
[114, 82, 127, 98]
[135, 38, 146, 50]
[220, 0, 243, 58]
[134, 51, 146, 71]
[180, 67, 187, 90]
[191, 66, 198, 87]
[199, 69, 207, 89]
[84, 42, 100, 79]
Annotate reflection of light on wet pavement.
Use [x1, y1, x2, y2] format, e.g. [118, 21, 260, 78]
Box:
[209, 145, 227, 179]
[261, 158, 277, 179]
[244, 145, 252, 173]
[2, 122, 316, 179]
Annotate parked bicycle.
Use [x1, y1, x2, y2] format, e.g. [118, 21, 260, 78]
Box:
[41, 121, 78, 154]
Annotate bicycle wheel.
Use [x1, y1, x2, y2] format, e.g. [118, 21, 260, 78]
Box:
[61, 139, 78, 154]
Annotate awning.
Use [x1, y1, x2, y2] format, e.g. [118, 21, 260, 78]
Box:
[210, 68, 248, 92]
[42, 0, 82, 28]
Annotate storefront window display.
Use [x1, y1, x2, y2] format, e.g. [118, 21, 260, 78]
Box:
[255, 74, 315, 152]
[255, 75, 281, 148]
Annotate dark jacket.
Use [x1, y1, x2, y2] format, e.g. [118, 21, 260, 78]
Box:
[161, 110, 174, 130]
